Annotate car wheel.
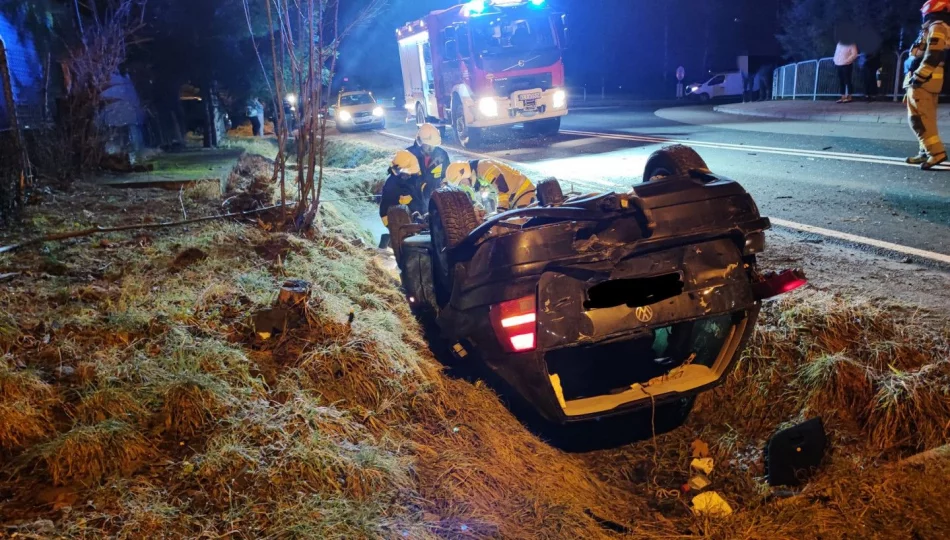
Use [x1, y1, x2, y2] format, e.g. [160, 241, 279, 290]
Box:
[642, 144, 710, 182]
[429, 187, 479, 307]
[698, 92, 710, 103]
[415, 103, 426, 126]
[536, 178, 565, 207]
[453, 101, 481, 148]
[379, 119, 387, 130]
[386, 205, 412, 263]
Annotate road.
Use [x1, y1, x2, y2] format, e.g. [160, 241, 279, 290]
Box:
[371, 103, 950, 260]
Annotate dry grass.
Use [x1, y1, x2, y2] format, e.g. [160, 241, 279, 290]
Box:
[0, 137, 948, 538]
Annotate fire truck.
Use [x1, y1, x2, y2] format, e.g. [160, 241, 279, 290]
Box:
[396, 0, 569, 147]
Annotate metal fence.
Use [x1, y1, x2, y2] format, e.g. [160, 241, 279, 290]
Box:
[772, 52, 911, 101]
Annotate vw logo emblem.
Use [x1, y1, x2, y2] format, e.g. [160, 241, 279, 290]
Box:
[635, 306, 654, 323]
[518, 60, 525, 67]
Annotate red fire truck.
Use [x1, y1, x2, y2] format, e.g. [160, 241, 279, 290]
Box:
[396, 0, 569, 147]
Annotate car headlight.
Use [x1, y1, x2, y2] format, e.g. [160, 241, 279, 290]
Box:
[478, 97, 499, 117]
[372, 107, 384, 117]
[338, 110, 352, 121]
[553, 89, 566, 108]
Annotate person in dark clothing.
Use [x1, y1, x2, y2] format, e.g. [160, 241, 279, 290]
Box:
[406, 123, 450, 190]
[379, 150, 433, 225]
[862, 53, 882, 101]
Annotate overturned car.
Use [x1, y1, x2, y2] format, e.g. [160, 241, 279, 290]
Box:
[386, 145, 805, 428]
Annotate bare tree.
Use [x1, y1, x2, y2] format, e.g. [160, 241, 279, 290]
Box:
[252, 0, 385, 230]
[59, 0, 147, 179]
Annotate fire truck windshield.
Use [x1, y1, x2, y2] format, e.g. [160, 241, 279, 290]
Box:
[470, 14, 556, 57]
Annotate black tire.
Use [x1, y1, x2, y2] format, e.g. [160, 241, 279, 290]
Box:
[698, 92, 710, 103]
[642, 144, 710, 183]
[429, 187, 478, 307]
[526, 117, 561, 137]
[536, 178, 564, 207]
[386, 205, 412, 262]
[415, 103, 426, 126]
[453, 100, 481, 148]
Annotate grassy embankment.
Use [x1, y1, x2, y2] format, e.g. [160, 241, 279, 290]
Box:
[0, 137, 948, 538]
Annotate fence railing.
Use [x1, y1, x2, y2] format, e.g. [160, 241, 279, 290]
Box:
[772, 52, 910, 101]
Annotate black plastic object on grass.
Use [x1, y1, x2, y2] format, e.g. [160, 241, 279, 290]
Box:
[765, 417, 828, 487]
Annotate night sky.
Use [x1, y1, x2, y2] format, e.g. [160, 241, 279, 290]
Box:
[339, 0, 781, 98]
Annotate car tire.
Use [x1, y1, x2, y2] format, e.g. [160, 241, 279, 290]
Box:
[642, 144, 710, 182]
[386, 205, 412, 262]
[429, 187, 478, 307]
[453, 100, 481, 148]
[536, 178, 564, 207]
[698, 92, 710, 103]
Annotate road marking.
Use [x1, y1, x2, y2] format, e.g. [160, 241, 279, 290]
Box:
[560, 129, 932, 168]
[378, 130, 950, 265]
[770, 218, 950, 265]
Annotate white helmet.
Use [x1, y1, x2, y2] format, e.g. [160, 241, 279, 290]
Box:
[446, 162, 474, 186]
[416, 123, 442, 148]
[391, 150, 421, 176]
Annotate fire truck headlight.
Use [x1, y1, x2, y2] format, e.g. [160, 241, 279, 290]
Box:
[478, 97, 499, 117]
[372, 107, 385, 117]
[338, 110, 352, 122]
[553, 90, 566, 109]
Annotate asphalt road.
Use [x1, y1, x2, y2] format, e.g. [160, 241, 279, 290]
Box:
[372, 103, 950, 258]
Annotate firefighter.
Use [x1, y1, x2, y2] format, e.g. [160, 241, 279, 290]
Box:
[407, 124, 450, 187]
[906, 0, 950, 170]
[379, 150, 432, 225]
[445, 159, 537, 211]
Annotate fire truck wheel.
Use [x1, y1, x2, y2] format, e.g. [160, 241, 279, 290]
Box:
[386, 205, 412, 262]
[429, 186, 478, 307]
[452, 101, 482, 148]
[536, 178, 564, 207]
[642, 145, 710, 182]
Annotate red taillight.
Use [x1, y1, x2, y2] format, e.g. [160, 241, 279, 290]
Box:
[490, 295, 537, 353]
[753, 269, 808, 300]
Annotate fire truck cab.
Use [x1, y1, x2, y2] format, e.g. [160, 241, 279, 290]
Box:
[396, 0, 569, 147]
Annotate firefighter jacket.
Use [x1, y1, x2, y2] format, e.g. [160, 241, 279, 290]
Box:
[406, 143, 450, 188]
[906, 19, 950, 93]
[459, 159, 537, 210]
[379, 172, 433, 225]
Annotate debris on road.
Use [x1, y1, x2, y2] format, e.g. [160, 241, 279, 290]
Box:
[691, 439, 710, 458]
[691, 457, 715, 475]
[691, 491, 733, 517]
[688, 474, 711, 491]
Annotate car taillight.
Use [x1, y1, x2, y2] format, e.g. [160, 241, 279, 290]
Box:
[753, 269, 808, 300]
[490, 295, 537, 353]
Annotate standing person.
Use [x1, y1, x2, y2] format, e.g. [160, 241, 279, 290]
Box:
[833, 40, 859, 103]
[862, 52, 882, 101]
[905, 0, 950, 170]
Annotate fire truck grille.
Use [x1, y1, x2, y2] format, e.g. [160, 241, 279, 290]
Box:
[493, 73, 553, 97]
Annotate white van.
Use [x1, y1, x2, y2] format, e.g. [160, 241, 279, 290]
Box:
[686, 72, 745, 102]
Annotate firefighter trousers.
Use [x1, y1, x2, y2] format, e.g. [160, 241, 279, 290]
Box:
[907, 87, 946, 157]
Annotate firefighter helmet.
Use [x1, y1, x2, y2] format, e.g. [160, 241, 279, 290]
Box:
[923, 0, 950, 16]
[416, 123, 442, 148]
[446, 162, 474, 185]
[391, 150, 421, 176]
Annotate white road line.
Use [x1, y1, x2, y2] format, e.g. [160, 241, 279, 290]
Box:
[378, 129, 950, 265]
[560, 129, 927, 168]
[770, 218, 950, 265]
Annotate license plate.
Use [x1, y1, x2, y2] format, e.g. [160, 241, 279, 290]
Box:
[355, 117, 372, 124]
[519, 91, 542, 101]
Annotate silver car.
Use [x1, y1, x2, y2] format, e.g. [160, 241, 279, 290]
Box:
[329, 91, 387, 132]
